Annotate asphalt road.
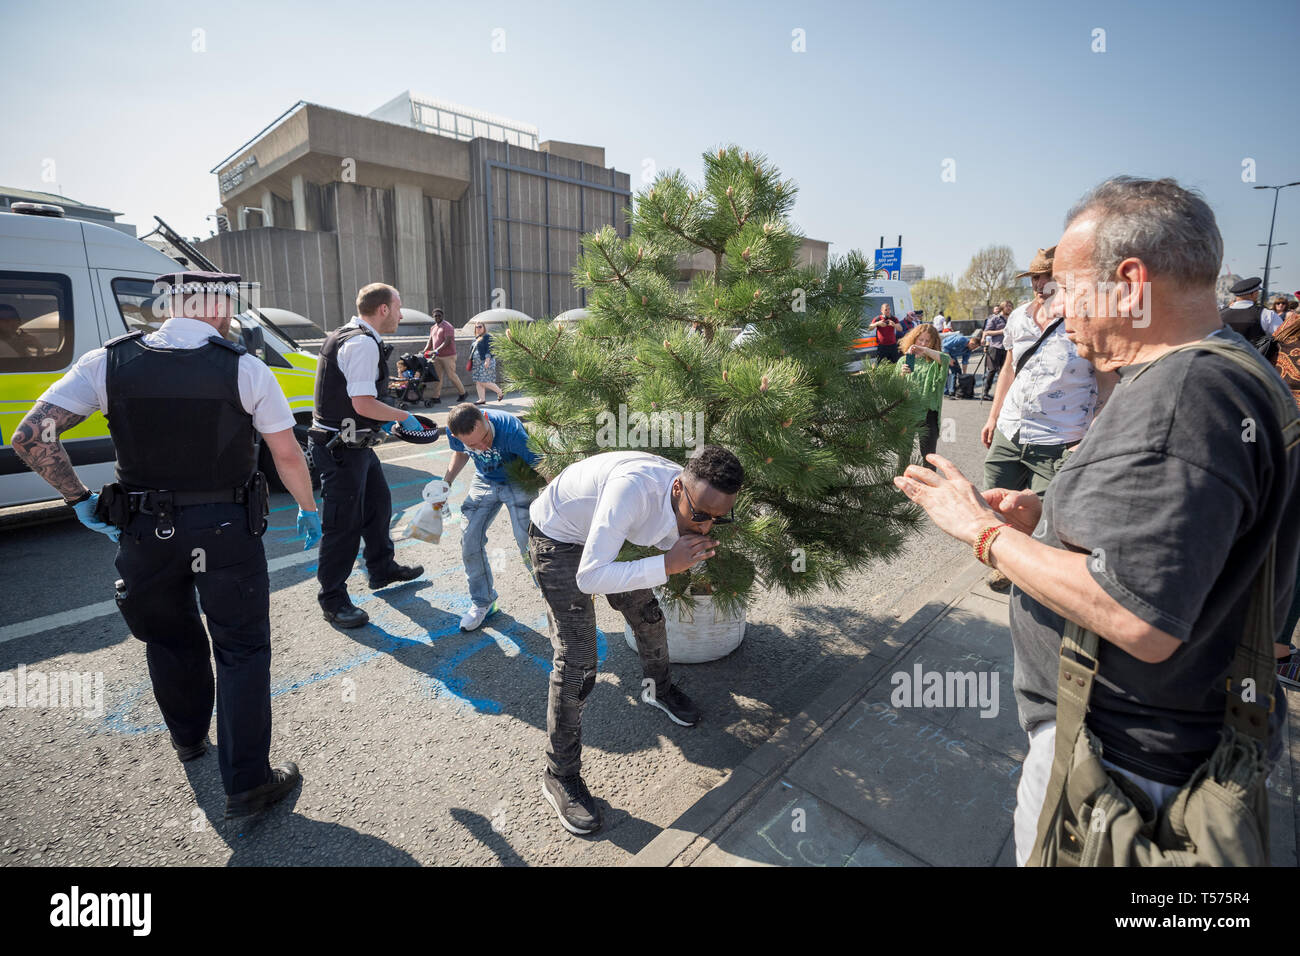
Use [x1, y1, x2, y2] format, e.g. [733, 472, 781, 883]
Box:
[0, 388, 998, 866]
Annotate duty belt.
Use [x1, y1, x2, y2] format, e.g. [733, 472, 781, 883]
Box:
[122, 485, 261, 540]
[308, 425, 383, 450]
[126, 488, 249, 514]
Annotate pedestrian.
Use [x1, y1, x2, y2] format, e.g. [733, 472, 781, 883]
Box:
[870, 303, 903, 365]
[309, 283, 424, 628]
[899, 309, 922, 336]
[442, 403, 540, 632]
[423, 308, 467, 405]
[932, 308, 947, 333]
[11, 271, 319, 820]
[528, 446, 743, 834]
[1270, 309, 1300, 690]
[897, 176, 1299, 866]
[896, 324, 947, 471]
[941, 328, 984, 395]
[979, 246, 1116, 592]
[468, 321, 504, 403]
[982, 301, 1010, 399]
[1262, 295, 1292, 338]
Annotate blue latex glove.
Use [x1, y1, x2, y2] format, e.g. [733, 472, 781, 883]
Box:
[297, 508, 322, 550]
[400, 414, 422, 433]
[72, 494, 121, 543]
[380, 420, 395, 434]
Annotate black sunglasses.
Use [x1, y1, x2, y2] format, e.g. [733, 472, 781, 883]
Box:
[681, 482, 734, 525]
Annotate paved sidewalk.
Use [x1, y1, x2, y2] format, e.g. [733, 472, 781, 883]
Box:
[630, 560, 1300, 867]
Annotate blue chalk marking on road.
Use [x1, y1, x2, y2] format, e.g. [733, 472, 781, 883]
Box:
[98, 450, 619, 733]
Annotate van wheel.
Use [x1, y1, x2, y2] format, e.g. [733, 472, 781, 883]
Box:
[259, 430, 320, 494]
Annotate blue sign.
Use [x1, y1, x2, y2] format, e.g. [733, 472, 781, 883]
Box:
[874, 247, 902, 280]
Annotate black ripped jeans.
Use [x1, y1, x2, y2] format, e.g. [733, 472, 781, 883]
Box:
[528, 524, 671, 778]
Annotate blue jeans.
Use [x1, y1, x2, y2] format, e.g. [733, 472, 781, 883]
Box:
[461, 473, 535, 608]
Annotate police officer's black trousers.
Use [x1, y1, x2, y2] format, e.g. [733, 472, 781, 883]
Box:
[113, 502, 273, 796]
[309, 440, 396, 611]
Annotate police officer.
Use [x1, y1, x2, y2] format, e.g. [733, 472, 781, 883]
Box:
[1221, 276, 1267, 344]
[310, 282, 424, 627]
[10, 271, 321, 820]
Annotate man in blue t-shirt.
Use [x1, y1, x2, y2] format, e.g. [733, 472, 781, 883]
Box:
[444, 403, 542, 631]
[941, 329, 984, 394]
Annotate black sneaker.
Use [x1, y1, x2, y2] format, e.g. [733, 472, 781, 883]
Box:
[642, 682, 700, 727]
[542, 770, 602, 835]
[368, 563, 423, 589]
[225, 762, 301, 820]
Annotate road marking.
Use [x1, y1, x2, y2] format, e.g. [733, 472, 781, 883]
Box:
[0, 471, 465, 646]
[0, 546, 332, 646]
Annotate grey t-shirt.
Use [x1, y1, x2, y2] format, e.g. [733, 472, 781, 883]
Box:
[1009, 328, 1299, 786]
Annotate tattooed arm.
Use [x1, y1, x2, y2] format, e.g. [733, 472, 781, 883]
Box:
[11, 401, 90, 502]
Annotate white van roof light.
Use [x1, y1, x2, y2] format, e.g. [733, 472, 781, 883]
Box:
[11, 202, 66, 218]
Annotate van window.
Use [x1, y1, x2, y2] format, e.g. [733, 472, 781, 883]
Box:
[112, 277, 168, 333]
[0, 272, 75, 373]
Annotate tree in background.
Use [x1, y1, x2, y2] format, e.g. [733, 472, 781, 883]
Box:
[494, 145, 924, 616]
[957, 244, 1020, 320]
[910, 275, 958, 318]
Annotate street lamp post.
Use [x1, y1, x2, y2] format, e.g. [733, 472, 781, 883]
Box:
[1253, 181, 1300, 300]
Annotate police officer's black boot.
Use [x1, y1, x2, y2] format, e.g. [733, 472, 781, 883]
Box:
[170, 734, 208, 762]
[225, 761, 302, 820]
[322, 603, 369, 628]
[368, 562, 423, 590]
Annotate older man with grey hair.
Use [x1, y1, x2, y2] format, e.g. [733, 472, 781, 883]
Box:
[896, 177, 1300, 865]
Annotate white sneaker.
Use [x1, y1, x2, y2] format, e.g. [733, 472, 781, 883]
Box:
[460, 601, 497, 632]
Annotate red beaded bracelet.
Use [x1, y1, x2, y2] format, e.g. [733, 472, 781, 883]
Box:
[974, 523, 1012, 566]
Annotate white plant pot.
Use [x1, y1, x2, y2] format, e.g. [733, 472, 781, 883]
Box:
[623, 589, 747, 663]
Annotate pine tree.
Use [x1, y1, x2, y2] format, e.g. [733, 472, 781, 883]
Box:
[495, 145, 924, 616]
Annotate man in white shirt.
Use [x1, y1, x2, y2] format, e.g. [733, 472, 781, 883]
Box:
[980, 247, 1116, 591]
[528, 445, 744, 834]
[310, 283, 425, 627]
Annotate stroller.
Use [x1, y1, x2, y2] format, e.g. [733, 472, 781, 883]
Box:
[390, 351, 441, 408]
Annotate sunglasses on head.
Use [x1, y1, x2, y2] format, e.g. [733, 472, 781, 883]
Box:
[681, 482, 734, 525]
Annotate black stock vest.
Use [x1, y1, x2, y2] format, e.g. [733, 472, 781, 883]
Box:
[313, 324, 390, 430]
[1221, 302, 1264, 340]
[104, 331, 257, 492]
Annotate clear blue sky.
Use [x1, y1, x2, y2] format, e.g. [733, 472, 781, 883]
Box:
[3, 0, 1297, 296]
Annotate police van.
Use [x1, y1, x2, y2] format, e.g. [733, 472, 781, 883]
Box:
[0, 204, 321, 508]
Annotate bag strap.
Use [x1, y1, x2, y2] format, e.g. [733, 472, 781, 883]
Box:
[1014, 314, 1065, 375]
[1032, 335, 1297, 862]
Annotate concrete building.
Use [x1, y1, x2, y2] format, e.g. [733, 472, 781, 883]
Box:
[1216, 270, 1244, 308]
[0, 186, 135, 236]
[198, 97, 631, 332]
[900, 263, 925, 283]
[675, 237, 830, 285]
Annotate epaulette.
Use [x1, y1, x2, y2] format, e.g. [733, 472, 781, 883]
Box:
[207, 335, 247, 355]
[103, 329, 146, 348]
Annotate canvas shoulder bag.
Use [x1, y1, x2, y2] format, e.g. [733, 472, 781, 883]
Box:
[1029, 337, 1300, 866]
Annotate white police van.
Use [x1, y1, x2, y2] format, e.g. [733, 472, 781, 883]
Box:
[0, 204, 321, 508]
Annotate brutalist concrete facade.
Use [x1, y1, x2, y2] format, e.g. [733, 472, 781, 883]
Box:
[199, 102, 630, 331]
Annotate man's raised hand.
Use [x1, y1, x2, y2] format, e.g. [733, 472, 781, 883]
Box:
[665, 533, 718, 575]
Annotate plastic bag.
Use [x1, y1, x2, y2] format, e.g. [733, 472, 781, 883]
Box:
[405, 478, 451, 543]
